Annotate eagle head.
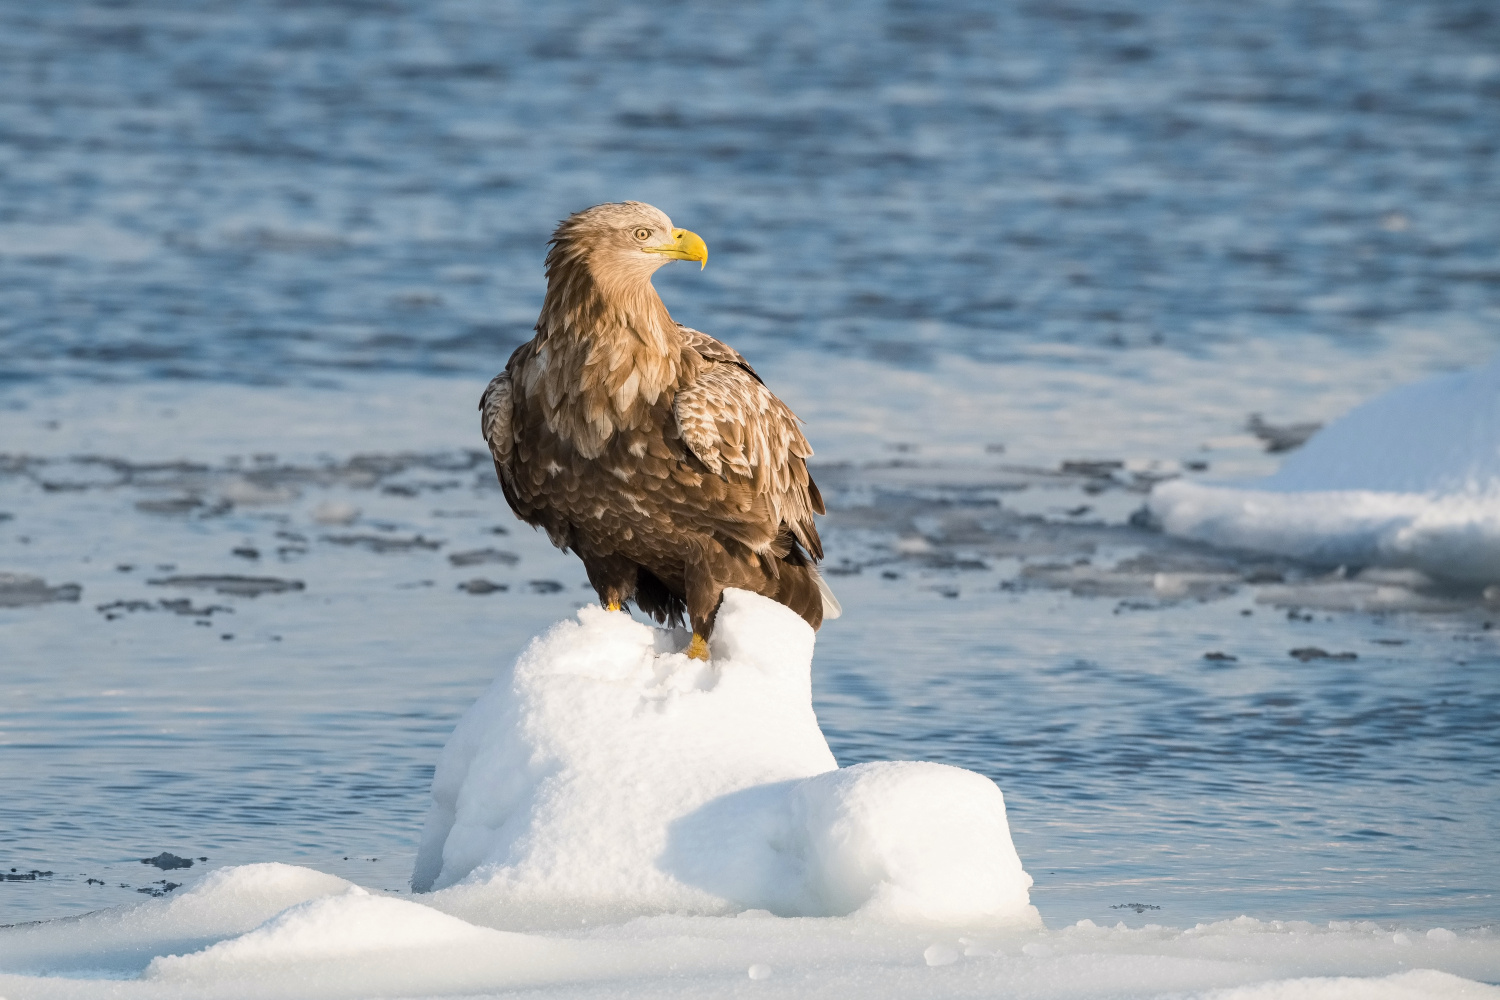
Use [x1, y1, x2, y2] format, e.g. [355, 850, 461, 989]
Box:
[547, 202, 708, 288]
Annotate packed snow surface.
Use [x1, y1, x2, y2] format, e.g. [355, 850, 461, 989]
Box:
[2, 865, 1497, 999]
[414, 589, 1037, 927]
[1151, 354, 1500, 583]
[2, 593, 1498, 998]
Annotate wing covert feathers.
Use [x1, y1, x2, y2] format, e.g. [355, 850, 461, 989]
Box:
[678, 324, 753, 371]
[673, 358, 822, 559]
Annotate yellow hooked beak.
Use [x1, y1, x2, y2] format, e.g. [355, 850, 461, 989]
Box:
[643, 228, 708, 269]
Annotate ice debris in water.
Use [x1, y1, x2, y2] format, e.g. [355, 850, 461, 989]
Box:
[412, 589, 1037, 927]
[1151, 352, 1500, 585]
[312, 500, 361, 525]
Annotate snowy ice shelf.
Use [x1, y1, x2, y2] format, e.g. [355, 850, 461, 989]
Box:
[1150, 353, 1500, 585]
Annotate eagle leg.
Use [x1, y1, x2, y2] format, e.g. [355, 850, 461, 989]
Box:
[682, 540, 730, 658]
[582, 554, 638, 614]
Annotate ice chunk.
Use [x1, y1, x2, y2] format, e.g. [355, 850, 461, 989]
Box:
[1151, 354, 1500, 583]
[312, 500, 361, 525]
[923, 943, 961, 966]
[787, 761, 1033, 922]
[413, 589, 1037, 927]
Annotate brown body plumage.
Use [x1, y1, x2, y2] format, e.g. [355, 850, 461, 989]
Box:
[480, 202, 837, 652]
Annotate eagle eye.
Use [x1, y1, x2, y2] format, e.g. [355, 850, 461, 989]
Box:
[633, 227, 652, 241]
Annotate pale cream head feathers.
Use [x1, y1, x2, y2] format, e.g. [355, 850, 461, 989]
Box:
[547, 201, 707, 292]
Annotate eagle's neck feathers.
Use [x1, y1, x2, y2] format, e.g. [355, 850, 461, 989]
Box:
[531, 244, 692, 459]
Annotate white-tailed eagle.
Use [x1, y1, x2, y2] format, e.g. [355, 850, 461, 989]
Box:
[480, 202, 838, 659]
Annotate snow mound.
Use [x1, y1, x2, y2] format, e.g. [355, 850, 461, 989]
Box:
[146, 887, 498, 974]
[1151, 354, 1500, 584]
[412, 589, 1037, 927]
[143, 886, 584, 993]
[0, 863, 351, 977]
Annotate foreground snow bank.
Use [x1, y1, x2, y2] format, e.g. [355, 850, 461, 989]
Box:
[1151, 354, 1500, 584]
[3, 877, 1497, 1000]
[412, 589, 1036, 926]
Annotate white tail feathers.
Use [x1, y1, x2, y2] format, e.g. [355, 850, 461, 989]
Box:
[814, 569, 842, 620]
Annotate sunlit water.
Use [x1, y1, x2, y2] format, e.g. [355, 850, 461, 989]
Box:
[2, 0, 1498, 930]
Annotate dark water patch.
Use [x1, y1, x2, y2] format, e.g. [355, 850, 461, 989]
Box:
[140, 852, 194, 870]
[1291, 647, 1360, 662]
[457, 579, 507, 595]
[448, 548, 519, 567]
[2, 452, 486, 500]
[136, 497, 209, 515]
[323, 533, 443, 553]
[147, 575, 304, 597]
[0, 573, 81, 607]
[97, 598, 233, 619]
[136, 880, 182, 897]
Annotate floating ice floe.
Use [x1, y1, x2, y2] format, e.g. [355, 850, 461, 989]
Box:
[1151, 353, 1500, 586]
[3, 593, 1499, 998]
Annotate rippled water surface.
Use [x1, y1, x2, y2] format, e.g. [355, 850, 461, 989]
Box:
[3, 0, 1498, 380]
[2, 0, 1498, 929]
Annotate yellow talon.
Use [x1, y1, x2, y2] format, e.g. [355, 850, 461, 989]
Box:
[605, 601, 622, 612]
[686, 634, 710, 661]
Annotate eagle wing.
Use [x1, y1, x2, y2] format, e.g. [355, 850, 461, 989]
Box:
[678, 323, 753, 372]
[673, 334, 825, 560]
[479, 368, 524, 519]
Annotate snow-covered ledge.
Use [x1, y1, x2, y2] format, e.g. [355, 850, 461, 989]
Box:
[412, 589, 1038, 928]
[1150, 352, 1500, 586]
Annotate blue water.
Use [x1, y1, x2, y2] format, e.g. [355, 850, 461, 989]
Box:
[2, 0, 1498, 929]
[2, 0, 1497, 381]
